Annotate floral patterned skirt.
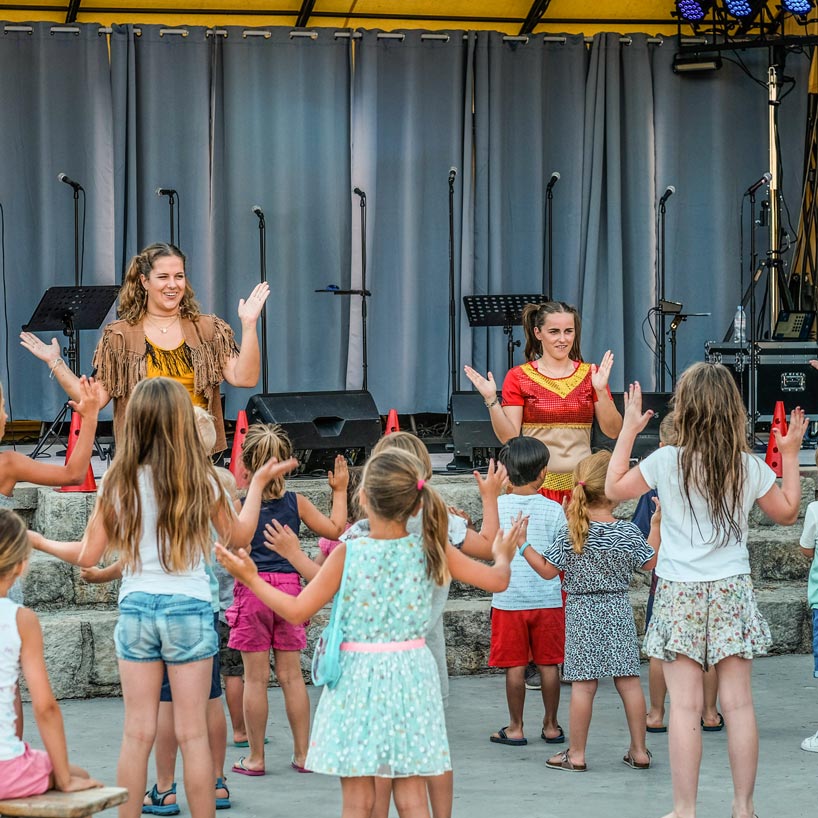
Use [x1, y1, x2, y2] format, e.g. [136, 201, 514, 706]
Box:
[643, 574, 771, 669]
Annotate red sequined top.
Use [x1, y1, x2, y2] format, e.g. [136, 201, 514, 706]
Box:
[501, 361, 599, 491]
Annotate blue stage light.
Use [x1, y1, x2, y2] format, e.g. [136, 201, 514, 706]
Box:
[783, 0, 814, 14]
[724, 0, 755, 16]
[676, 1, 714, 21]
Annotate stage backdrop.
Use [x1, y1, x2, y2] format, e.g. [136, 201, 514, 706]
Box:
[0, 23, 809, 421]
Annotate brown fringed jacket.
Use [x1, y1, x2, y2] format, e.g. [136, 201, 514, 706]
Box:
[92, 315, 239, 452]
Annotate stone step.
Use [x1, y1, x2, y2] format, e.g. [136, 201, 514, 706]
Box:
[27, 582, 812, 700]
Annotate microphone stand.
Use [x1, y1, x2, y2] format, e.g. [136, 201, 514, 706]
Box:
[354, 188, 369, 391]
[71, 184, 81, 371]
[168, 192, 176, 245]
[544, 174, 559, 299]
[748, 189, 758, 443]
[254, 209, 268, 393]
[446, 170, 457, 433]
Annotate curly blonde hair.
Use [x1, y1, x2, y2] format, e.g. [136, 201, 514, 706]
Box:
[117, 243, 201, 324]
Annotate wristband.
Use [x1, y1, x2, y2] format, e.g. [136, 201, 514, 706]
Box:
[485, 397, 499, 409]
[49, 358, 66, 379]
[518, 542, 530, 557]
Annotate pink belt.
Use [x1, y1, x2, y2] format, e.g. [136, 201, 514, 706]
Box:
[340, 638, 426, 653]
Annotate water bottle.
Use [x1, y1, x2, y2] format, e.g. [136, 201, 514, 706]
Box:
[732, 306, 746, 345]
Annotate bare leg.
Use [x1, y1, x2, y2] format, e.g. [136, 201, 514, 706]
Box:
[341, 777, 376, 818]
[392, 777, 431, 818]
[554, 679, 596, 767]
[425, 772, 453, 818]
[117, 660, 164, 818]
[701, 666, 721, 727]
[538, 664, 561, 739]
[662, 656, 704, 818]
[715, 656, 757, 818]
[272, 649, 310, 768]
[224, 676, 246, 744]
[143, 701, 178, 809]
[207, 697, 228, 800]
[239, 651, 270, 772]
[167, 659, 215, 818]
[370, 779, 393, 818]
[614, 675, 650, 764]
[492, 666, 525, 741]
[647, 658, 667, 730]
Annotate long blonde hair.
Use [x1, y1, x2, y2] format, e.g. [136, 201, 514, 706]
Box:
[97, 378, 230, 572]
[566, 451, 611, 554]
[672, 362, 750, 545]
[117, 243, 201, 324]
[0, 509, 30, 582]
[241, 423, 293, 501]
[372, 431, 433, 479]
[361, 449, 450, 585]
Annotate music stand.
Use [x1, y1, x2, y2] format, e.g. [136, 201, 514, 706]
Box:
[463, 294, 549, 371]
[24, 286, 120, 459]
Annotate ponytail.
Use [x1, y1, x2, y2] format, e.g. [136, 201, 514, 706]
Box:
[521, 301, 583, 363]
[566, 485, 591, 554]
[566, 450, 612, 554]
[418, 481, 450, 585]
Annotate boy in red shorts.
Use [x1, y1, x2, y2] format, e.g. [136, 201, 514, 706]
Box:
[489, 436, 566, 746]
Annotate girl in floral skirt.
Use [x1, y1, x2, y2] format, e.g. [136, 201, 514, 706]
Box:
[605, 365, 807, 818]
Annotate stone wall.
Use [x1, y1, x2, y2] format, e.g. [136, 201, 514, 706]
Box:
[10, 474, 816, 699]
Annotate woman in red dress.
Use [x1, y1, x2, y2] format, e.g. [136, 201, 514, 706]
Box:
[464, 301, 622, 503]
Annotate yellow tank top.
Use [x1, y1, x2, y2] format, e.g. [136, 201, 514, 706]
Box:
[144, 339, 208, 409]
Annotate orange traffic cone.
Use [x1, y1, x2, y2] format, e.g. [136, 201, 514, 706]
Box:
[59, 411, 97, 492]
[385, 409, 400, 435]
[765, 400, 788, 478]
[229, 410, 249, 489]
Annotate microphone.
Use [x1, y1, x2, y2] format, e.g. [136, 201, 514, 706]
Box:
[746, 172, 772, 195]
[659, 185, 676, 205]
[448, 167, 457, 185]
[57, 173, 83, 191]
[353, 187, 365, 197]
[156, 188, 177, 197]
[251, 205, 264, 220]
[546, 171, 560, 192]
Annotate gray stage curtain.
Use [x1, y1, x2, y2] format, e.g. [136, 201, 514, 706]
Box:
[470, 32, 588, 381]
[110, 25, 214, 291]
[211, 28, 352, 416]
[0, 22, 115, 422]
[653, 37, 810, 384]
[350, 30, 472, 412]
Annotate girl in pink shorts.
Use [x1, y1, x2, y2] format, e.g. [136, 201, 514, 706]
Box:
[0, 509, 101, 799]
[228, 424, 348, 776]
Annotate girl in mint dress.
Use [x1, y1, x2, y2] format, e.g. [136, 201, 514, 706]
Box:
[216, 448, 452, 815]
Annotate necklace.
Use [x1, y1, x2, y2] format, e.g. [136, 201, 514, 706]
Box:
[145, 313, 180, 334]
[535, 360, 573, 378]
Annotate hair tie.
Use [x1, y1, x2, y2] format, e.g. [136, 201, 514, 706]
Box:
[417, 479, 425, 491]
[577, 481, 586, 487]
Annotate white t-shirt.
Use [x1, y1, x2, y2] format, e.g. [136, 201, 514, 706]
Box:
[492, 493, 565, 610]
[0, 599, 24, 762]
[638, 446, 776, 582]
[118, 468, 212, 604]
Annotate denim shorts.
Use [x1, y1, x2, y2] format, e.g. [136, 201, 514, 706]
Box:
[115, 592, 218, 665]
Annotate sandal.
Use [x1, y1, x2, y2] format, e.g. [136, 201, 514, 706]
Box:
[622, 749, 652, 769]
[545, 749, 586, 772]
[489, 726, 527, 746]
[215, 777, 231, 810]
[142, 783, 180, 816]
[541, 725, 566, 744]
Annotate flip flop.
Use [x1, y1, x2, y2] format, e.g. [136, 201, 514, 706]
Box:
[622, 749, 652, 769]
[646, 723, 667, 734]
[701, 713, 725, 732]
[489, 726, 527, 746]
[142, 783, 180, 816]
[291, 756, 313, 774]
[541, 725, 566, 744]
[545, 749, 586, 772]
[215, 777, 231, 810]
[233, 737, 270, 748]
[231, 757, 265, 777]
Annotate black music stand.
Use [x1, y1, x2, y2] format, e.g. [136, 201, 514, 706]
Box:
[463, 294, 549, 371]
[24, 286, 120, 459]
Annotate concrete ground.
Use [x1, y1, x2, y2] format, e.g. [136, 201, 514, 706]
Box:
[25, 654, 818, 818]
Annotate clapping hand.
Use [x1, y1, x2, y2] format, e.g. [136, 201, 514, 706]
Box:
[622, 381, 654, 435]
[20, 332, 61, 366]
[776, 407, 809, 455]
[237, 282, 270, 326]
[591, 350, 614, 393]
[492, 512, 528, 563]
[463, 365, 499, 403]
[328, 455, 349, 492]
[69, 376, 102, 420]
[474, 458, 508, 498]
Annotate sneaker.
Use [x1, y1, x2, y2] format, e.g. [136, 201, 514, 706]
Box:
[801, 731, 818, 752]
[524, 663, 541, 690]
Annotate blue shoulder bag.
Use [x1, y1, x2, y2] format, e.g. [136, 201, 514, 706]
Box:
[310, 543, 351, 689]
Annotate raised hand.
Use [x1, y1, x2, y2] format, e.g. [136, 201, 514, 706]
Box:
[463, 365, 499, 403]
[328, 455, 349, 492]
[474, 458, 508, 498]
[492, 513, 528, 563]
[776, 407, 809, 455]
[20, 332, 61, 366]
[622, 381, 654, 435]
[263, 519, 301, 560]
[215, 543, 259, 585]
[591, 350, 615, 393]
[68, 376, 101, 421]
[252, 456, 298, 486]
[237, 282, 271, 326]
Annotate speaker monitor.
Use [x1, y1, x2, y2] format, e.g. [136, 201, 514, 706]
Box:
[451, 392, 502, 467]
[245, 391, 381, 471]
